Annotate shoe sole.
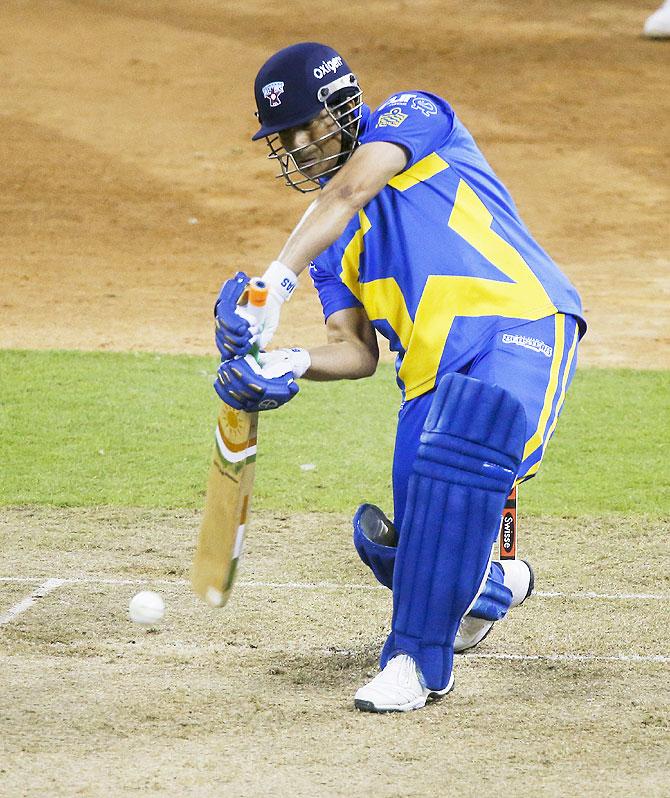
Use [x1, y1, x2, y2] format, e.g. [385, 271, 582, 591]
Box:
[354, 674, 455, 713]
[455, 560, 535, 655]
[454, 621, 494, 654]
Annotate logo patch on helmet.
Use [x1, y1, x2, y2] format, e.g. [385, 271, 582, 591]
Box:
[262, 81, 285, 107]
[376, 107, 408, 128]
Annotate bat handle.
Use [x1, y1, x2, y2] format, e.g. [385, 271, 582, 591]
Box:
[240, 278, 268, 360]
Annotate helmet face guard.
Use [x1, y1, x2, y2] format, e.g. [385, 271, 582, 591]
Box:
[263, 74, 363, 193]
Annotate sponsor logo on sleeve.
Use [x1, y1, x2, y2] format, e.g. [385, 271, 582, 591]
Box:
[376, 107, 409, 128]
[313, 56, 343, 79]
[262, 81, 285, 107]
[379, 93, 416, 109]
[501, 333, 553, 358]
[411, 96, 438, 117]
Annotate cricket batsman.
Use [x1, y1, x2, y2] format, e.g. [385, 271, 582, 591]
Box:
[212, 42, 586, 712]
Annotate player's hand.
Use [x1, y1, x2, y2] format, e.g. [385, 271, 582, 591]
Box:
[214, 353, 300, 412]
[257, 347, 311, 378]
[257, 261, 298, 349]
[214, 271, 255, 359]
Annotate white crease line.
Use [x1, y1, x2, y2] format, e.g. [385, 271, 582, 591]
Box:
[240, 580, 378, 591]
[1, 576, 669, 601]
[35, 640, 669, 666]
[463, 652, 670, 664]
[312, 648, 670, 665]
[320, 650, 670, 665]
[1, 580, 667, 663]
[157, 644, 669, 665]
[535, 590, 670, 601]
[0, 579, 67, 626]
[0, 577, 668, 602]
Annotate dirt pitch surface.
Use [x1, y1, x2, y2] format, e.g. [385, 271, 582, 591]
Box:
[1, 1, 670, 796]
[0, 0, 668, 365]
[1, 507, 669, 797]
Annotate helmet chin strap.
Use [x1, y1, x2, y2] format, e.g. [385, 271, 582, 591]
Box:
[263, 73, 364, 193]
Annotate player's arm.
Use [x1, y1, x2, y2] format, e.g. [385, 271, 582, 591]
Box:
[254, 305, 379, 385]
[276, 141, 408, 275]
[216, 142, 408, 354]
[213, 306, 378, 412]
[303, 305, 379, 381]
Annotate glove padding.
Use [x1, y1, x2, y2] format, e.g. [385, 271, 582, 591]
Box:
[214, 264, 298, 358]
[214, 271, 256, 358]
[214, 353, 299, 412]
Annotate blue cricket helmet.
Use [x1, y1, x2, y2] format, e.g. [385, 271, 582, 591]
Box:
[252, 42, 358, 139]
[251, 42, 364, 192]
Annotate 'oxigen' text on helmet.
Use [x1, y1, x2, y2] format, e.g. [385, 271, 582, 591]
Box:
[313, 56, 343, 79]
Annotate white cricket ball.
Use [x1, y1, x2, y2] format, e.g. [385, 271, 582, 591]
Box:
[129, 590, 165, 625]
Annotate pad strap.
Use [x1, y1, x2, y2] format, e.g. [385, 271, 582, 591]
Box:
[468, 562, 513, 621]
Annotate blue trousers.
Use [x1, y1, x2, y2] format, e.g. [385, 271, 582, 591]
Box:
[392, 313, 580, 529]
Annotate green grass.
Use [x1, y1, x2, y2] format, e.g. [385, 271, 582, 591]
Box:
[0, 350, 667, 516]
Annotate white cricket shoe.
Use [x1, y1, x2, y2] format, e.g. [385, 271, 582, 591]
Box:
[644, 1, 670, 38]
[454, 559, 534, 654]
[354, 654, 454, 713]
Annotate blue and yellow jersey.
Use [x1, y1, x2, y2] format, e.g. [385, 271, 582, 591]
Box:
[310, 91, 586, 401]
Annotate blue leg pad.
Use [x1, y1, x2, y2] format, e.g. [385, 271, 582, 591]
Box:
[381, 373, 526, 689]
[469, 562, 513, 621]
[353, 504, 396, 589]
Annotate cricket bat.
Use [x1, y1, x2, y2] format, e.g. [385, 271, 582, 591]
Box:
[499, 484, 518, 560]
[191, 279, 268, 608]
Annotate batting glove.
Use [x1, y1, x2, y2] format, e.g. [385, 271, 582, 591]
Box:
[214, 352, 300, 412]
[214, 271, 256, 359]
[257, 261, 298, 349]
[257, 347, 311, 379]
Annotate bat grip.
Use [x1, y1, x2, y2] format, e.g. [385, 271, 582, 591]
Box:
[240, 277, 268, 361]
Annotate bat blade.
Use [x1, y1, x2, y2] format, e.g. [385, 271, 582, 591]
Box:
[191, 404, 259, 607]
